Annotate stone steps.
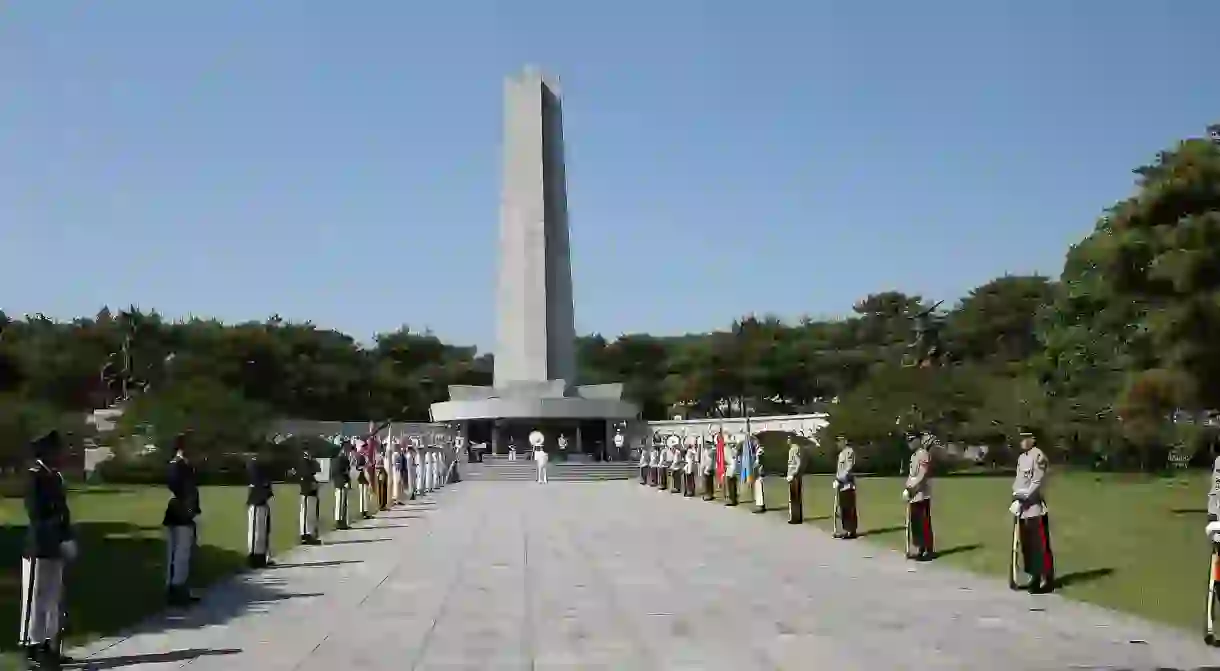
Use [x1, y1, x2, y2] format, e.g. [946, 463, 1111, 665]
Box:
[460, 460, 638, 482]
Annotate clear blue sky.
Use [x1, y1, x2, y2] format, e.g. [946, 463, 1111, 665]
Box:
[2, 2, 1218, 352]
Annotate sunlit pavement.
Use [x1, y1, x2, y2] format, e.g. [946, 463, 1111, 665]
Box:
[72, 481, 1220, 670]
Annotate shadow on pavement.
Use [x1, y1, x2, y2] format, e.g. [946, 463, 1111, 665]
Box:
[0, 521, 330, 661]
[934, 543, 982, 558]
[325, 537, 392, 545]
[857, 525, 905, 537]
[1055, 567, 1115, 588]
[262, 560, 361, 570]
[75, 646, 241, 669]
[1171, 508, 1209, 516]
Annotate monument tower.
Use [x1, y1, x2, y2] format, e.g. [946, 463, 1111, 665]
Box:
[430, 67, 638, 458]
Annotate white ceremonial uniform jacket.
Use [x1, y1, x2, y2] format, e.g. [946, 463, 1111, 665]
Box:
[684, 448, 696, 475]
[702, 446, 716, 475]
[724, 447, 738, 478]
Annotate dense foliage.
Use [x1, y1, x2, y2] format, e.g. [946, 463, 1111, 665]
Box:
[1, 126, 1217, 472]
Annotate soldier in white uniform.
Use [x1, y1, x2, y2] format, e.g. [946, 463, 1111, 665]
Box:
[724, 436, 740, 506]
[903, 432, 934, 561]
[832, 435, 858, 539]
[752, 440, 768, 514]
[411, 443, 423, 497]
[701, 439, 717, 501]
[786, 442, 804, 524]
[1204, 444, 1220, 643]
[1011, 428, 1054, 593]
[613, 430, 626, 470]
[638, 436, 650, 484]
[650, 441, 662, 487]
[531, 431, 549, 483]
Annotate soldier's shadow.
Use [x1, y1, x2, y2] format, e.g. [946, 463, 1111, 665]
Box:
[0, 521, 310, 659]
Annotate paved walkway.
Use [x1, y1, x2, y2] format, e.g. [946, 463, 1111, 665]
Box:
[73, 482, 1220, 670]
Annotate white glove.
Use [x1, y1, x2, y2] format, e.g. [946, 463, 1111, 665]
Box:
[830, 480, 840, 491]
[60, 539, 78, 561]
[1009, 501, 1021, 516]
[901, 490, 910, 502]
[786, 475, 794, 482]
[1205, 521, 1220, 540]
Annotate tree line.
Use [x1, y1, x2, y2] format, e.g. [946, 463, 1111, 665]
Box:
[1, 125, 1217, 472]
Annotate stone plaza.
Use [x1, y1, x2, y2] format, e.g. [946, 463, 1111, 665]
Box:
[69, 481, 1220, 670]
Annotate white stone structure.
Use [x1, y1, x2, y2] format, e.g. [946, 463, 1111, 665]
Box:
[430, 68, 638, 454]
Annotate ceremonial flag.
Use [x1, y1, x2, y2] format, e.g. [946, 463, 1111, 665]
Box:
[715, 430, 725, 482]
[740, 435, 753, 483]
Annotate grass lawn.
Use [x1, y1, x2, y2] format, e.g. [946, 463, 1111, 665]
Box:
[0, 482, 338, 665]
[742, 470, 1209, 631]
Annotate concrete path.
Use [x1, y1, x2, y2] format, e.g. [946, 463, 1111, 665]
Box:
[72, 482, 1220, 670]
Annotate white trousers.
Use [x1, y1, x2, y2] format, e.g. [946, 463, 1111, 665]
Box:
[165, 524, 195, 587]
[333, 486, 349, 524]
[426, 465, 435, 491]
[508, 450, 517, 461]
[391, 470, 403, 502]
[536, 459, 549, 483]
[415, 467, 424, 494]
[299, 494, 319, 538]
[358, 483, 371, 514]
[19, 557, 63, 646]
[753, 478, 765, 507]
[247, 504, 271, 557]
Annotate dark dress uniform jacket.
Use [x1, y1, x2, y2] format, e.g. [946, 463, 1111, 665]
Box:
[331, 453, 351, 487]
[24, 462, 73, 559]
[246, 459, 274, 506]
[163, 457, 201, 527]
[299, 456, 320, 495]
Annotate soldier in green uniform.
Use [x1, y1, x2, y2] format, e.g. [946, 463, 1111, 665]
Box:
[903, 432, 934, 561]
[832, 435, 858, 539]
[1011, 428, 1054, 593]
[18, 431, 77, 669]
[786, 442, 804, 524]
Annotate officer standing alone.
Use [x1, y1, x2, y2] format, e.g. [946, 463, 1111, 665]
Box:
[903, 433, 934, 561]
[832, 435, 858, 539]
[1011, 428, 1054, 593]
[164, 433, 201, 606]
[19, 430, 77, 669]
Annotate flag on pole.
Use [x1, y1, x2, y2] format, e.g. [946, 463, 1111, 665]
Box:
[740, 435, 753, 483]
[715, 429, 725, 482]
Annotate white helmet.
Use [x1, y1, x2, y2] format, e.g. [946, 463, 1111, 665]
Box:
[529, 430, 545, 448]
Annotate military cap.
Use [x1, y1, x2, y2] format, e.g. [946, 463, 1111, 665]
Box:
[31, 430, 62, 455]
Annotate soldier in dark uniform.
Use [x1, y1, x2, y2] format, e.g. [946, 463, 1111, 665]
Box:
[374, 451, 389, 511]
[331, 444, 352, 530]
[246, 453, 274, 568]
[163, 433, 201, 606]
[355, 447, 372, 518]
[298, 448, 321, 545]
[19, 430, 77, 669]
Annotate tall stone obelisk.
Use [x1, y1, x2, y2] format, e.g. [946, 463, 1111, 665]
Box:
[494, 67, 576, 387]
[429, 68, 638, 456]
